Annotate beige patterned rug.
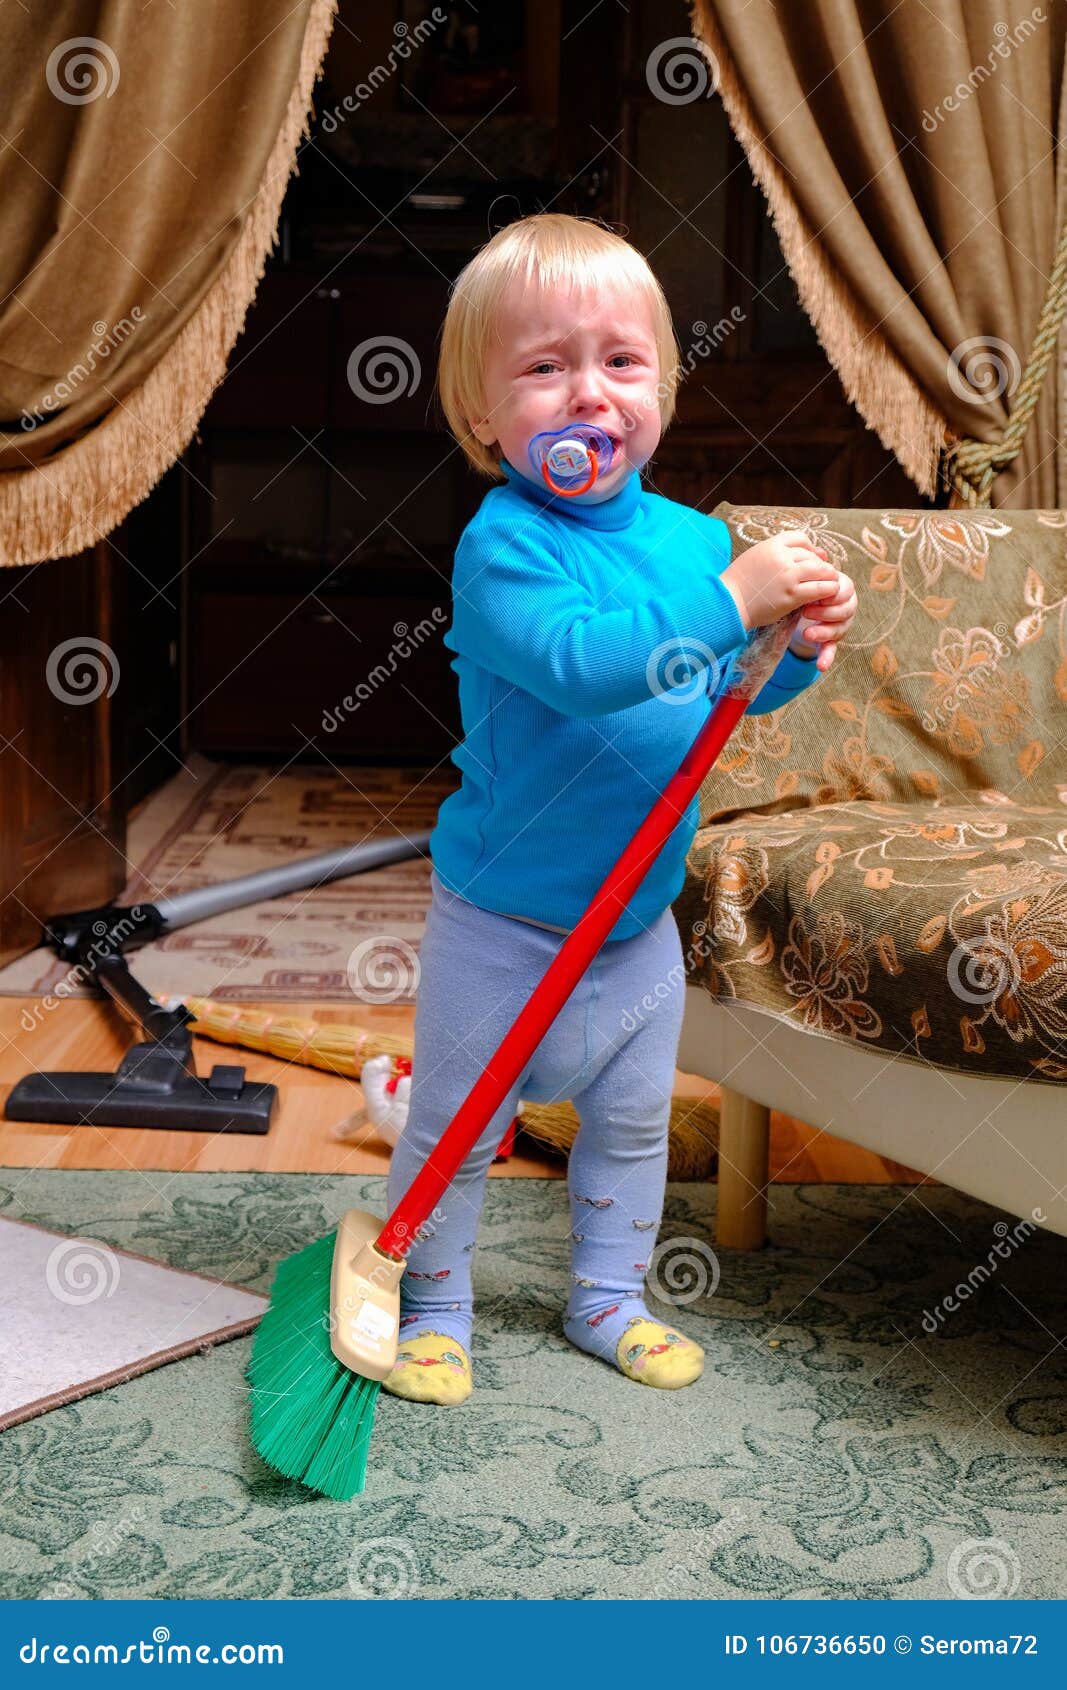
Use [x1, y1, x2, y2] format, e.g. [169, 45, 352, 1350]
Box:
[0, 755, 456, 1004]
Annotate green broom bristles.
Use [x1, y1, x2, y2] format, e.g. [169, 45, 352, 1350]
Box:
[247, 1229, 381, 1500]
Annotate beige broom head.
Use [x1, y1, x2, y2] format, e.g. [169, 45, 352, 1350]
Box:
[330, 1209, 405, 1379]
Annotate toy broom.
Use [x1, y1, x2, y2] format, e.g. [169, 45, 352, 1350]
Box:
[247, 608, 800, 1499]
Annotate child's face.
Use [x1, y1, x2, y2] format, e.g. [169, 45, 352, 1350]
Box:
[470, 276, 664, 502]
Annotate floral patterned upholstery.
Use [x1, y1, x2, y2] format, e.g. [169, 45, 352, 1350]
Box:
[675, 506, 1067, 1083]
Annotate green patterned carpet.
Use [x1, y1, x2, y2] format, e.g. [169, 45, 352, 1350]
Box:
[1, 1170, 1065, 1601]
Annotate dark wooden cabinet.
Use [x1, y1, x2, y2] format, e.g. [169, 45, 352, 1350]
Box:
[186, 546, 460, 759]
[332, 280, 450, 432]
[182, 258, 470, 759]
[206, 275, 334, 430]
[0, 543, 127, 966]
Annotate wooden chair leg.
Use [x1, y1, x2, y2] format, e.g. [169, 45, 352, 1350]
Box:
[716, 1085, 770, 1250]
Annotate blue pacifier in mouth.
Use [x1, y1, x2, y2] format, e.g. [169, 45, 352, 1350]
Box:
[527, 424, 615, 496]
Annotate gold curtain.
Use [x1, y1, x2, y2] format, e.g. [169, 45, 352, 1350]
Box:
[0, 0, 337, 568]
[689, 0, 1067, 507]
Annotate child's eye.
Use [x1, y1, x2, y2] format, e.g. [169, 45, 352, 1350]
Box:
[528, 361, 558, 375]
[608, 354, 636, 369]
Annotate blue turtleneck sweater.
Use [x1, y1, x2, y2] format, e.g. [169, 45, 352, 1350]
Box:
[429, 459, 821, 940]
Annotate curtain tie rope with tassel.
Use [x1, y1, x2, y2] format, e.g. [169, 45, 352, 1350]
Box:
[942, 215, 1067, 507]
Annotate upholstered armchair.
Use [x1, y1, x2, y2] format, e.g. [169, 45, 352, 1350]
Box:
[675, 506, 1067, 1249]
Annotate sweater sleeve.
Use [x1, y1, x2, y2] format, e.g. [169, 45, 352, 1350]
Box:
[449, 513, 749, 718]
[710, 635, 822, 715]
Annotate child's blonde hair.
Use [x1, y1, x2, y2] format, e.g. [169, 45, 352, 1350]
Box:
[438, 213, 680, 479]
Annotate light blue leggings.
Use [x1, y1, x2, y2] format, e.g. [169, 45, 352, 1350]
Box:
[385, 870, 688, 1365]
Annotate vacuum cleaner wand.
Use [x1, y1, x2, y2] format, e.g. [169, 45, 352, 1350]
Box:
[4, 830, 433, 1135]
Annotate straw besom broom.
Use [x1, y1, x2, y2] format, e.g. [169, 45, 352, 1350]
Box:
[173, 997, 721, 1179]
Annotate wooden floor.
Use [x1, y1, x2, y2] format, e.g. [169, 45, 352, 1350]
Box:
[0, 994, 926, 1182]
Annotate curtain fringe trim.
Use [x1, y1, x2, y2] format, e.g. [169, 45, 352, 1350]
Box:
[689, 2, 949, 499]
[0, 0, 339, 569]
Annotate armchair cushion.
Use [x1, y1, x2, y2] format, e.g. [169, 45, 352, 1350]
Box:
[676, 506, 1067, 1083]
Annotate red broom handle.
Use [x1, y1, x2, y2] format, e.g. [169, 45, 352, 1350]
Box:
[377, 613, 800, 1258]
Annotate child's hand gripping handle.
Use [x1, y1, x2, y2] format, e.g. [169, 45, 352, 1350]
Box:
[377, 611, 802, 1259]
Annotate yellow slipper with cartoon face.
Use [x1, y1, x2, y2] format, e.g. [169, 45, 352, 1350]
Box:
[616, 1316, 704, 1389]
[381, 1330, 472, 1405]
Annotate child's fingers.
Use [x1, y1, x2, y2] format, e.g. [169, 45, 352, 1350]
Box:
[805, 607, 857, 636]
[797, 578, 839, 602]
[780, 533, 836, 571]
[779, 530, 831, 558]
[806, 581, 856, 620]
[806, 601, 853, 627]
[799, 557, 839, 582]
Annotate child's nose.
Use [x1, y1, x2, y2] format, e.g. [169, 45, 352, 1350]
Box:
[568, 367, 608, 411]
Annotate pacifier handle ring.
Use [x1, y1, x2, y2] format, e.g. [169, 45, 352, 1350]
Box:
[541, 455, 598, 497]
